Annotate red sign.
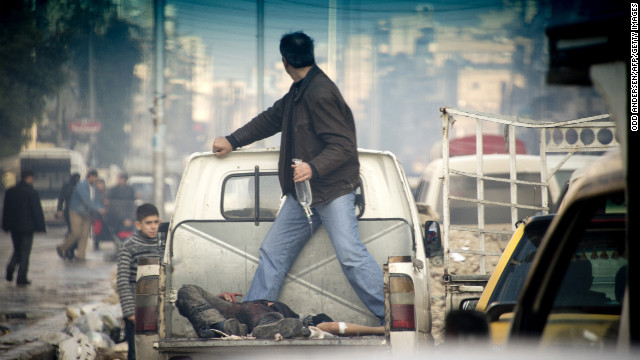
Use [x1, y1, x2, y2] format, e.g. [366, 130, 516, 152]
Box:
[69, 121, 102, 134]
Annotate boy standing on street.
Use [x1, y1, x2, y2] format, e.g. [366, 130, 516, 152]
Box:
[116, 203, 163, 360]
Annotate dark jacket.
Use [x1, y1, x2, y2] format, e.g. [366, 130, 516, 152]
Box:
[108, 185, 135, 220]
[230, 65, 360, 206]
[57, 182, 76, 214]
[2, 181, 46, 234]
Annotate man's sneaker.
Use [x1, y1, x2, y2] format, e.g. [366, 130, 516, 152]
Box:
[222, 318, 247, 337]
[251, 317, 305, 339]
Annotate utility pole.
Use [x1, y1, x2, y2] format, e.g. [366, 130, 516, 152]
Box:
[257, 0, 264, 113]
[327, 0, 337, 80]
[88, 31, 96, 168]
[153, 0, 166, 219]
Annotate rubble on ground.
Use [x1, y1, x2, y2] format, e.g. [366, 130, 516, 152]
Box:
[49, 267, 128, 360]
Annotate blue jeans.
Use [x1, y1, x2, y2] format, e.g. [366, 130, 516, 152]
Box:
[244, 192, 385, 323]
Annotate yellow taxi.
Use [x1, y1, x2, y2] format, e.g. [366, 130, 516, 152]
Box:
[473, 214, 554, 345]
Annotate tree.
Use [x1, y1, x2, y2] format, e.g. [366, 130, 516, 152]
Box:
[0, 1, 66, 158]
[66, 13, 142, 167]
[57, 0, 142, 167]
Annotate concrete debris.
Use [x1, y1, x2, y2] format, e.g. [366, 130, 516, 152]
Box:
[1, 300, 127, 359]
[57, 300, 126, 358]
[57, 331, 96, 360]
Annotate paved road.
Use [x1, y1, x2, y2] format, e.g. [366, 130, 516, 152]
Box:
[0, 226, 118, 334]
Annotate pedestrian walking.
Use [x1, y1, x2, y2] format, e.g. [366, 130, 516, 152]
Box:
[2, 169, 46, 286]
[56, 169, 105, 260]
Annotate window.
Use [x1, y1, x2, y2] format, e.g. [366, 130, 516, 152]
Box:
[541, 192, 627, 344]
[551, 194, 627, 310]
[489, 216, 553, 305]
[222, 172, 280, 221]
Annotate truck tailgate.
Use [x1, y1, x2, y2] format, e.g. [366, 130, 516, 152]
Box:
[156, 336, 387, 350]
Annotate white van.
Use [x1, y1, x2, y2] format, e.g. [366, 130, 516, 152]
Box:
[415, 154, 561, 225]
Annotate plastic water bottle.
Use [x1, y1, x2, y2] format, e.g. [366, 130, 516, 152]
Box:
[292, 158, 313, 224]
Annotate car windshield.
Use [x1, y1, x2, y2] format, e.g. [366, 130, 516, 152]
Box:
[488, 216, 553, 305]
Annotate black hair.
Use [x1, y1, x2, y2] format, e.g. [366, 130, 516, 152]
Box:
[87, 169, 98, 178]
[279, 31, 315, 68]
[21, 168, 34, 180]
[136, 203, 159, 221]
[119, 172, 129, 180]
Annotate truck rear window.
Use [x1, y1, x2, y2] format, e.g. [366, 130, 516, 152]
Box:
[221, 173, 281, 220]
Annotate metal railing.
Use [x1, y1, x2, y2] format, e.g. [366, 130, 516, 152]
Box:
[439, 107, 618, 275]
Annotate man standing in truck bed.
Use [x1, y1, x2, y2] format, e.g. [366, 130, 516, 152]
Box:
[212, 31, 384, 324]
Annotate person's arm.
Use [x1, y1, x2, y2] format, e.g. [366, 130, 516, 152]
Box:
[212, 96, 287, 157]
[77, 183, 106, 215]
[116, 244, 136, 319]
[31, 190, 46, 232]
[216, 292, 243, 302]
[2, 192, 10, 232]
[316, 322, 384, 336]
[57, 184, 67, 212]
[212, 137, 234, 156]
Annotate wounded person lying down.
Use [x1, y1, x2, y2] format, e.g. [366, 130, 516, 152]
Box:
[175, 284, 384, 339]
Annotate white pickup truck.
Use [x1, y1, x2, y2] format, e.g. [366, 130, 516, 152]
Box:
[134, 148, 435, 359]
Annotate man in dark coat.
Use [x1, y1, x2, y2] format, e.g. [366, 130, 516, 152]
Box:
[212, 31, 384, 324]
[2, 169, 46, 285]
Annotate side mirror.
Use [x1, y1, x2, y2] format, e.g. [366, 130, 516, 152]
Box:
[424, 220, 444, 266]
[460, 298, 480, 311]
[485, 302, 516, 322]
